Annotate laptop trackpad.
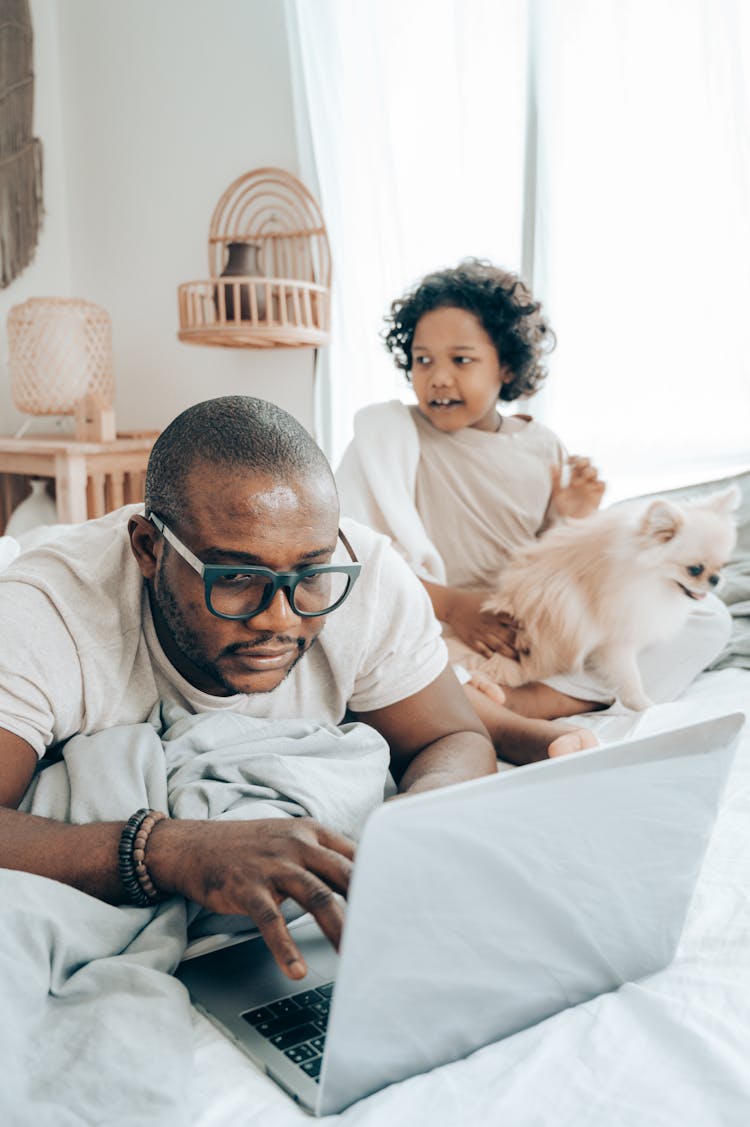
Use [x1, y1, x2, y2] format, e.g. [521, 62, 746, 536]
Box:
[177, 917, 339, 1014]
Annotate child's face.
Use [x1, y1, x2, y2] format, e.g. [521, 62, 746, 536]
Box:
[410, 306, 508, 433]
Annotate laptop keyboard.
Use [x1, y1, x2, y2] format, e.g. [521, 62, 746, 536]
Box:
[241, 983, 334, 1082]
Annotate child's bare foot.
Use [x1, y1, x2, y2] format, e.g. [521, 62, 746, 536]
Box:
[463, 683, 600, 766]
[548, 726, 599, 757]
[467, 674, 506, 707]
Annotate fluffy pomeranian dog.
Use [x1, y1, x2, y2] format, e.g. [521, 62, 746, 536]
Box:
[460, 486, 740, 711]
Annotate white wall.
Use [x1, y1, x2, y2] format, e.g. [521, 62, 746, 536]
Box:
[1, 0, 316, 437]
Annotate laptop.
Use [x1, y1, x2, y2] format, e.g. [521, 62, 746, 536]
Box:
[177, 712, 744, 1116]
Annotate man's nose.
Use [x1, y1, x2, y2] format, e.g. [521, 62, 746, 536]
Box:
[247, 586, 301, 630]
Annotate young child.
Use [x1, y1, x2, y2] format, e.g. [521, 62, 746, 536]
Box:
[335, 259, 731, 764]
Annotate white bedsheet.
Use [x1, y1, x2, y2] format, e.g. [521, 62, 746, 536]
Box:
[187, 668, 750, 1127]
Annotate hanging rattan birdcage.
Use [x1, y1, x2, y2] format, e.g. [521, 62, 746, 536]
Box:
[177, 167, 331, 349]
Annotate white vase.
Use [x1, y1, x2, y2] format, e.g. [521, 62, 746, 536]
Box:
[5, 479, 58, 537]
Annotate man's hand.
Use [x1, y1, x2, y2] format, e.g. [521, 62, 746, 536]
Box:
[148, 817, 355, 980]
[551, 456, 606, 520]
[0, 734, 355, 985]
[444, 589, 519, 660]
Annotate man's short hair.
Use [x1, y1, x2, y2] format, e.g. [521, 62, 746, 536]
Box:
[145, 396, 333, 525]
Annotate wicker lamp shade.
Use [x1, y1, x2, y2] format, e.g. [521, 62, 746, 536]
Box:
[8, 297, 114, 415]
[177, 167, 331, 349]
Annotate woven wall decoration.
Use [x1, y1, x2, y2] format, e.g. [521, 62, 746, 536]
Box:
[177, 167, 331, 348]
[0, 0, 44, 288]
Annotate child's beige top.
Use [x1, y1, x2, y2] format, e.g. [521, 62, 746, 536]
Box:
[411, 407, 565, 591]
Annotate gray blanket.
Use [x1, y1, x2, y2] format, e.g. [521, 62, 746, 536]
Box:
[709, 598, 750, 672]
[2, 705, 388, 1126]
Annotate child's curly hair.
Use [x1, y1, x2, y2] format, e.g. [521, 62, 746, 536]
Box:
[382, 258, 555, 401]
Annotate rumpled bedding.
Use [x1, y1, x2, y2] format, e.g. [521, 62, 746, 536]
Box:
[3, 674, 750, 1126]
[0, 704, 388, 1126]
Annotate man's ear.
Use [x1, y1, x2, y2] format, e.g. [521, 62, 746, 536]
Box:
[128, 514, 159, 579]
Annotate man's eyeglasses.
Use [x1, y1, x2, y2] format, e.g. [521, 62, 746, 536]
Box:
[148, 514, 361, 621]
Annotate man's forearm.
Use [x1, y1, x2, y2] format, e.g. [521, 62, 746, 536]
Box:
[0, 806, 127, 901]
[0, 805, 356, 981]
[397, 732, 497, 795]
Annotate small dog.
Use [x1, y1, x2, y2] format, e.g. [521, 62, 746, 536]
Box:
[460, 486, 740, 710]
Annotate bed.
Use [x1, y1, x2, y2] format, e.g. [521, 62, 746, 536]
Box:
[1, 469, 749, 1127]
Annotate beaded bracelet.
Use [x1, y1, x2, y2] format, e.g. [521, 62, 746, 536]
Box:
[118, 807, 167, 907]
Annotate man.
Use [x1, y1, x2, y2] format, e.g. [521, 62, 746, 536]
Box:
[0, 396, 495, 979]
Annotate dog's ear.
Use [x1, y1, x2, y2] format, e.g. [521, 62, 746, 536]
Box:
[690, 484, 742, 516]
[639, 499, 683, 543]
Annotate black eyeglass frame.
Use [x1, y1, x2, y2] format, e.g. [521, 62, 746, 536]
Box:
[148, 513, 361, 621]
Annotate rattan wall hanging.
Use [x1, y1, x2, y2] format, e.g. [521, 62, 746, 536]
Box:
[177, 168, 331, 349]
[0, 0, 44, 288]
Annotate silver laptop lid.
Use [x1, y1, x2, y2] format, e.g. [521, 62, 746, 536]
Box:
[318, 713, 743, 1115]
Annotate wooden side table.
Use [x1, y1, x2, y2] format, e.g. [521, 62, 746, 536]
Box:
[0, 432, 159, 532]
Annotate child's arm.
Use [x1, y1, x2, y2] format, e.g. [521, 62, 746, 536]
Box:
[420, 579, 518, 660]
[549, 455, 606, 520]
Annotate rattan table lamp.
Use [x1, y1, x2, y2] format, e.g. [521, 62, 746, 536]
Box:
[177, 167, 331, 349]
[7, 296, 115, 438]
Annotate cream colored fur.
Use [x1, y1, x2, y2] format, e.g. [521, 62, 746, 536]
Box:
[461, 486, 740, 710]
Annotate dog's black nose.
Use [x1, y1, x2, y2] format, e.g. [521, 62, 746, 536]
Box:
[709, 574, 720, 587]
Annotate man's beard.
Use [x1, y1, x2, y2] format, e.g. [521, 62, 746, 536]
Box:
[150, 571, 311, 695]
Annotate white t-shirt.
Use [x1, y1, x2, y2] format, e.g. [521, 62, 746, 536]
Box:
[0, 506, 448, 757]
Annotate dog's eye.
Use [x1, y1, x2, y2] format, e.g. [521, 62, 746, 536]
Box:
[687, 564, 704, 577]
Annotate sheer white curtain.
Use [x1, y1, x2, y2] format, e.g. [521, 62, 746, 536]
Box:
[288, 0, 528, 465]
[529, 0, 750, 496]
[288, 0, 750, 487]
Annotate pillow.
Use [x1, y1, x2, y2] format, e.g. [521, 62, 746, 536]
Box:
[624, 469, 750, 671]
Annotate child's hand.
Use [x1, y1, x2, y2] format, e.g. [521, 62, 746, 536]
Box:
[551, 456, 605, 519]
[446, 590, 519, 660]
